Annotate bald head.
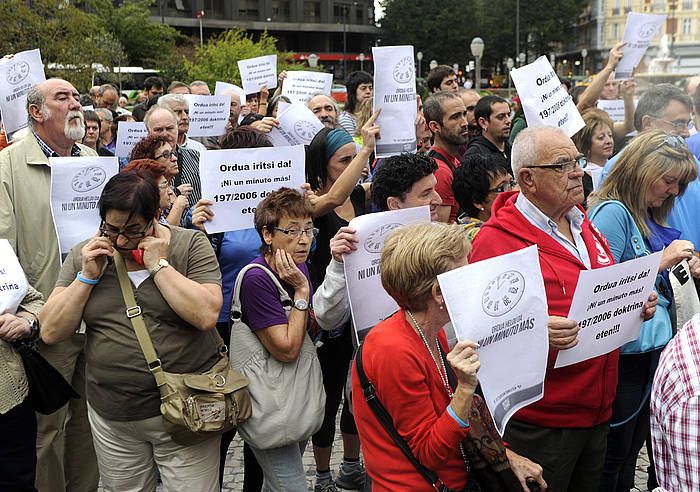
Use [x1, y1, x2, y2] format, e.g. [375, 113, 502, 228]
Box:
[308, 94, 338, 128]
[144, 106, 178, 145]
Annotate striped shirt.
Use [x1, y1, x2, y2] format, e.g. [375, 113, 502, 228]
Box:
[174, 146, 201, 208]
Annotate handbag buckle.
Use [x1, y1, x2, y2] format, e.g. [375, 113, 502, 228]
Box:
[211, 374, 226, 387]
[126, 306, 142, 318]
[148, 359, 162, 371]
[362, 383, 376, 402]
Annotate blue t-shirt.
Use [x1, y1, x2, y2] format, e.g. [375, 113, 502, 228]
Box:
[686, 132, 700, 160]
[218, 228, 262, 323]
[601, 148, 700, 247]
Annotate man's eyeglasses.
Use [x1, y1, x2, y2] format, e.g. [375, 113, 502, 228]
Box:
[155, 150, 177, 160]
[524, 156, 587, 174]
[274, 227, 319, 239]
[488, 179, 517, 193]
[100, 221, 152, 240]
[653, 116, 691, 133]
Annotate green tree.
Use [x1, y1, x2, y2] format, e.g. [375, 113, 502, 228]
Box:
[184, 29, 320, 88]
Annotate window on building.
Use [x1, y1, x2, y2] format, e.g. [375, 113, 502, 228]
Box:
[682, 0, 692, 8]
[355, 6, 363, 23]
[334, 3, 350, 22]
[612, 23, 619, 39]
[304, 1, 320, 21]
[202, 0, 224, 18]
[683, 17, 692, 34]
[653, 0, 664, 11]
[167, 0, 189, 11]
[624, 0, 632, 12]
[238, 0, 259, 20]
[272, 0, 291, 20]
[612, 0, 620, 14]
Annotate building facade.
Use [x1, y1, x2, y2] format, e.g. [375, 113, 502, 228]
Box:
[152, 0, 380, 78]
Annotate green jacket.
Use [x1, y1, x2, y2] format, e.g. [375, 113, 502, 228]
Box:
[0, 133, 96, 298]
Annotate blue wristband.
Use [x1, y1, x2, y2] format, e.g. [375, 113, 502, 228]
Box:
[446, 405, 470, 429]
[76, 271, 100, 285]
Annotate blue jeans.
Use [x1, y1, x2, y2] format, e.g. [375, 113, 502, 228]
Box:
[250, 440, 308, 492]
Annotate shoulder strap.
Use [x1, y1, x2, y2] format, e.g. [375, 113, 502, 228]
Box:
[428, 149, 456, 172]
[113, 251, 167, 388]
[230, 263, 292, 323]
[355, 344, 447, 491]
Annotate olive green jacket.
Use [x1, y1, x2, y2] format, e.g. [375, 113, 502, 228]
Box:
[0, 133, 96, 298]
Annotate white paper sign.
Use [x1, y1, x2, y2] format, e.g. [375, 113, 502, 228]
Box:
[372, 45, 418, 157]
[597, 99, 626, 122]
[0, 49, 46, 135]
[199, 145, 306, 233]
[237, 55, 278, 94]
[439, 246, 549, 435]
[186, 94, 229, 137]
[214, 81, 246, 105]
[114, 121, 148, 158]
[268, 103, 325, 147]
[282, 71, 333, 105]
[344, 207, 431, 344]
[511, 56, 584, 137]
[0, 239, 29, 315]
[616, 12, 666, 79]
[555, 251, 662, 368]
[50, 156, 120, 259]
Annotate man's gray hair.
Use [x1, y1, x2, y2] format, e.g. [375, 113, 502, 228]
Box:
[26, 85, 45, 130]
[144, 105, 177, 130]
[189, 80, 209, 88]
[634, 83, 693, 131]
[157, 93, 188, 109]
[307, 92, 339, 112]
[98, 84, 117, 96]
[511, 125, 568, 178]
[94, 107, 113, 122]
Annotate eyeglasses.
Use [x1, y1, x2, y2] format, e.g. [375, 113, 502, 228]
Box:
[158, 182, 171, 191]
[655, 134, 686, 150]
[524, 156, 587, 174]
[652, 116, 691, 133]
[155, 150, 177, 160]
[274, 227, 319, 239]
[100, 221, 152, 240]
[488, 179, 517, 193]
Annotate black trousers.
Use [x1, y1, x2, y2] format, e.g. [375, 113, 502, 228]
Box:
[504, 418, 609, 492]
[0, 398, 37, 492]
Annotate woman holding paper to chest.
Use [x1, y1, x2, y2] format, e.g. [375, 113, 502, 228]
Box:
[351, 222, 546, 492]
[588, 130, 699, 492]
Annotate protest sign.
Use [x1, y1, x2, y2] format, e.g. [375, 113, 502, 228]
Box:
[50, 156, 119, 259]
[510, 56, 584, 137]
[555, 251, 662, 368]
[616, 12, 666, 79]
[0, 49, 46, 135]
[237, 55, 277, 94]
[344, 207, 431, 344]
[281, 71, 333, 105]
[214, 81, 246, 105]
[438, 245, 548, 435]
[199, 145, 305, 233]
[372, 45, 417, 157]
[0, 239, 29, 315]
[186, 94, 229, 137]
[268, 102, 325, 147]
[597, 99, 626, 122]
[114, 121, 148, 158]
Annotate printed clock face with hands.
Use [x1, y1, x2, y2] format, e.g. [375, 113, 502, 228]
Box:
[481, 270, 525, 317]
[364, 223, 402, 253]
[71, 167, 107, 193]
[393, 56, 414, 84]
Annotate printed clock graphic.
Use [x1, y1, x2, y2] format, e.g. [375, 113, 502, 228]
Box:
[7, 61, 30, 85]
[71, 167, 107, 193]
[481, 270, 525, 317]
[364, 223, 401, 253]
[392, 56, 414, 84]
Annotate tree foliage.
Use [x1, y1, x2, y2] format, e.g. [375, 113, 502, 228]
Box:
[381, 0, 584, 70]
[184, 29, 321, 88]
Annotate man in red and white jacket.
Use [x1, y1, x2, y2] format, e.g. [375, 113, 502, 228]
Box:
[470, 125, 658, 492]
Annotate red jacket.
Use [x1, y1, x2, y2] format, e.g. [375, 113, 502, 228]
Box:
[469, 191, 618, 428]
[352, 310, 470, 491]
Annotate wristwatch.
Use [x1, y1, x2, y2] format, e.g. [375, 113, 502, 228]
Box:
[293, 298, 310, 311]
[18, 316, 40, 340]
[149, 258, 170, 277]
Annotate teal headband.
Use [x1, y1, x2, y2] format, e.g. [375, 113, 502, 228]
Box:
[325, 128, 354, 161]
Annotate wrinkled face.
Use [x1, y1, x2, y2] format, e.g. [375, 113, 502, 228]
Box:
[600, 73, 618, 100]
[396, 174, 442, 222]
[440, 74, 459, 92]
[433, 98, 469, 146]
[589, 123, 614, 162]
[32, 79, 85, 142]
[647, 169, 683, 209]
[147, 108, 178, 145]
[168, 101, 190, 136]
[229, 93, 242, 123]
[326, 142, 358, 185]
[98, 89, 118, 110]
[169, 86, 190, 95]
[83, 120, 100, 148]
[154, 142, 178, 176]
[264, 215, 314, 265]
[96, 112, 112, 139]
[355, 83, 373, 105]
[308, 95, 338, 128]
[481, 102, 511, 142]
[157, 176, 170, 209]
[648, 100, 693, 138]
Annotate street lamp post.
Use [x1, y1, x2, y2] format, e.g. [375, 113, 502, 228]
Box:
[429, 59, 438, 71]
[196, 10, 205, 46]
[581, 48, 588, 76]
[506, 57, 514, 98]
[470, 37, 485, 91]
[358, 52, 365, 71]
[416, 51, 423, 78]
[308, 53, 319, 68]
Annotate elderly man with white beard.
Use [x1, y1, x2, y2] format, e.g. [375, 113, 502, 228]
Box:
[0, 78, 99, 492]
